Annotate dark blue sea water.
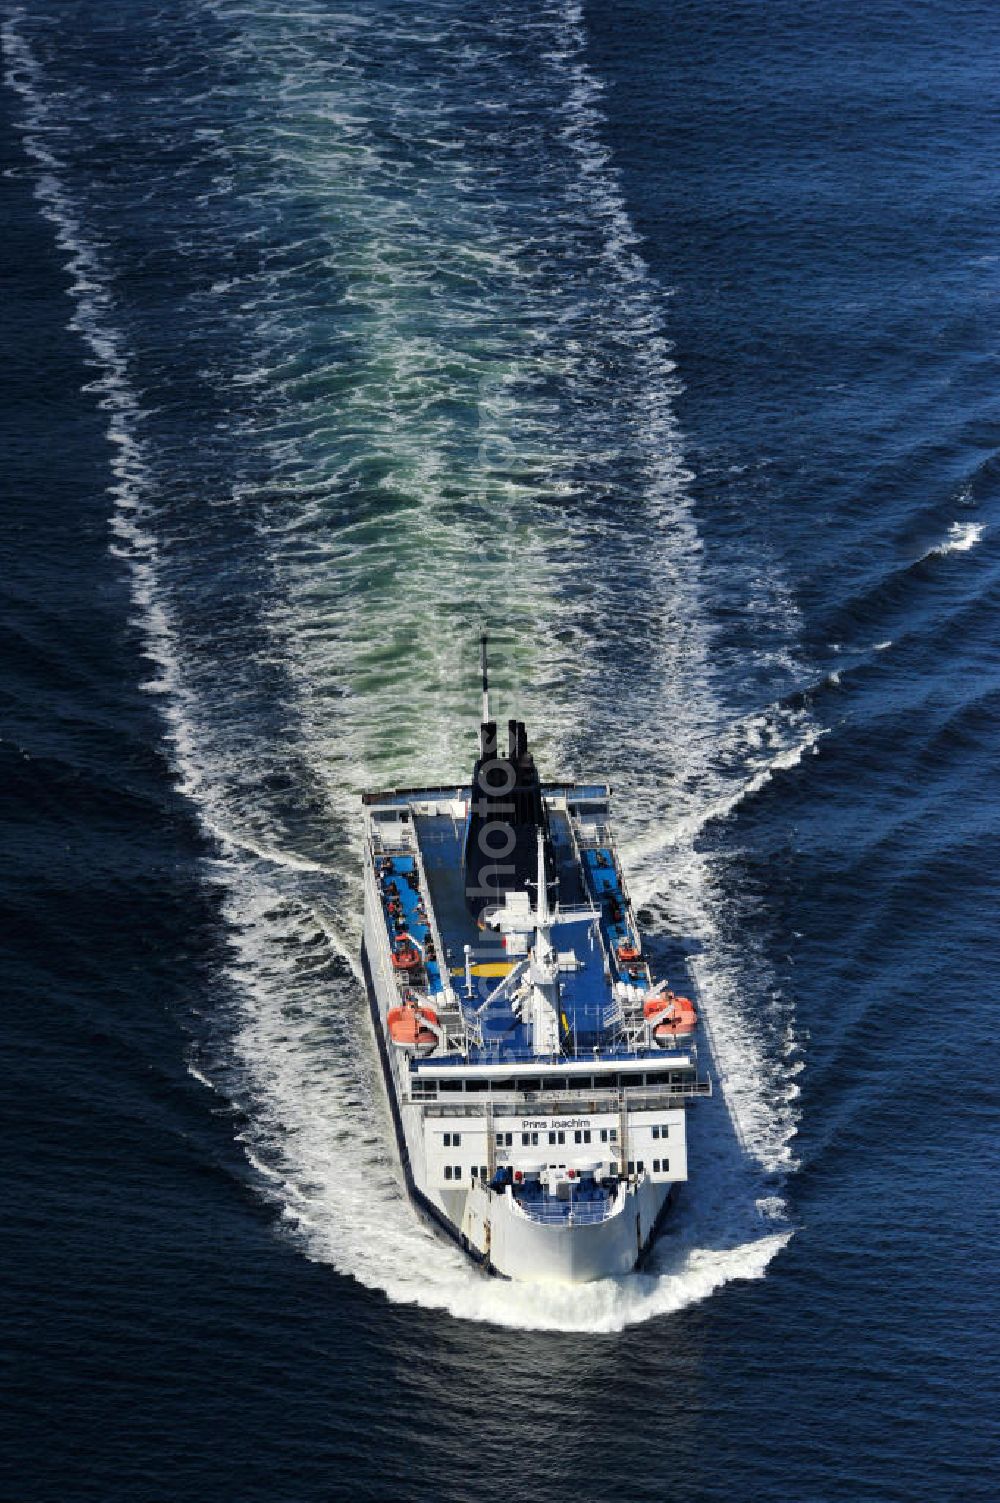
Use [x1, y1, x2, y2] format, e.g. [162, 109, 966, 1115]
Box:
[3, 2, 998, 1499]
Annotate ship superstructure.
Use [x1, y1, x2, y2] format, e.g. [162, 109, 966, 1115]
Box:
[360, 637, 710, 1283]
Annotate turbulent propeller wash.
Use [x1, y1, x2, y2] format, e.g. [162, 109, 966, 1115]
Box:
[363, 638, 710, 1282]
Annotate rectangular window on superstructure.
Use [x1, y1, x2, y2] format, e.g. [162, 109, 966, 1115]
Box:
[610, 1128, 618, 1142]
[521, 1132, 530, 1146]
[531, 1132, 539, 1146]
[662, 1158, 669, 1172]
[557, 1131, 565, 1144]
[453, 1132, 461, 1147]
[574, 1130, 582, 1144]
[627, 1161, 635, 1175]
[444, 1165, 453, 1180]
[454, 1165, 462, 1180]
[470, 1165, 478, 1178]
[443, 1132, 452, 1147]
[481, 1166, 487, 1180]
[583, 1130, 591, 1144]
[661, 1125, 669, 1138]
[651, 1126, 659, 1140]
[637, 1160, 645, 1174]
[600, 1128, 608, 1143]
[548, 1131, 556, 1145]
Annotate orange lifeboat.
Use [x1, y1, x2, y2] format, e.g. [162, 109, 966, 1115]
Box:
[650, 993, 697, 1044]
[387, 1002, 439, 1053]
[617, 939, 641, 963]
[391, 934, 422, 972]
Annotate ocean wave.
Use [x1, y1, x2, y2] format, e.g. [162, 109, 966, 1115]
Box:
[928, 520, 984, 556]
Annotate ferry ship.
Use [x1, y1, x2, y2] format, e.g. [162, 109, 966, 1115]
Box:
[361, 638, 711, 1283]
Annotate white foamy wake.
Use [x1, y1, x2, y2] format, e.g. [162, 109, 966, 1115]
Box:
[623, 711, 828, 892]
[613, 701, 819, 1177]
[928, 520, 984, 557]
[0, 14, 314, 878]
[200, 0, 804, 1325]
[6, 0, 807, 1327]
[1, 22, 187, 798]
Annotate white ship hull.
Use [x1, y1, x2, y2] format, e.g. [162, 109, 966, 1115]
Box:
[359, 664, 709, 1287]
[363, 901, 681, 1285]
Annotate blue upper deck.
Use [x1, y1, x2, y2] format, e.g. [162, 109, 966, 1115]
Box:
[366, 782, 666, 1065]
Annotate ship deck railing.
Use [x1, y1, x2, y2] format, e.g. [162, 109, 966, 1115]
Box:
[406, 819, 456, 1008]
[368, 816, 495, 1053]
[573, 818, 643, 943]
[363, 850, 468, 1053]
[410, 1081, 712, 1115]
[512, 1194, 616, 1227]
[570, 819, 616, 850]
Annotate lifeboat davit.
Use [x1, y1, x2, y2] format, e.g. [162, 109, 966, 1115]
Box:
[387, 1002, 439, 1054]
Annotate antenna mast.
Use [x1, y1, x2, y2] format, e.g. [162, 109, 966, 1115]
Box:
[480, 630, 490, 723]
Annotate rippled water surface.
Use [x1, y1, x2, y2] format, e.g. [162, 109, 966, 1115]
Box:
[2, 2, 998, 1499]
